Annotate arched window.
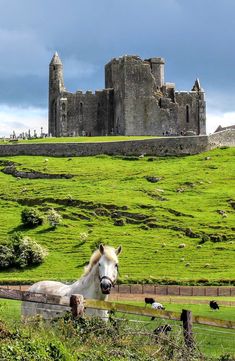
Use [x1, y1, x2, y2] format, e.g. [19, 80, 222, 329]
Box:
[61, 103, 66, 111]
[186, 105, 190, 123]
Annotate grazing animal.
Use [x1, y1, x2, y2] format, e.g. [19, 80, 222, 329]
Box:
[154, 324, 172, 336]
[144, 297, 155, 306]
[209, 300, 219, 310]
[22, 244, 122, 320]
[152, 302, 165, 310]
[151, 301, 165, 320]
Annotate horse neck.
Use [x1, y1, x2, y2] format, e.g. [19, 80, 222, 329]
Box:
[69, 263, 107, 300]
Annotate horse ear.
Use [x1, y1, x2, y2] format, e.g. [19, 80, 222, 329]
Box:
[99, 244, 105, 255]
[115, 245, 122, 255]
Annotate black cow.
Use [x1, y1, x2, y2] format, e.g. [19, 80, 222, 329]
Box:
[209, 300, 219, 310]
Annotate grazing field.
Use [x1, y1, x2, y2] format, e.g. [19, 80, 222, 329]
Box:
[0, 147, 234, 284]
[0, 298, 234, 360]
[116, 299, 235, 358]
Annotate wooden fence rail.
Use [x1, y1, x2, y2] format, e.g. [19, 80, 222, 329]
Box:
[0, 287, 235, 335]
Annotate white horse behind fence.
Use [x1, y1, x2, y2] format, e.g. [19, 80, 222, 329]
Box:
[22, 244, 122, 320]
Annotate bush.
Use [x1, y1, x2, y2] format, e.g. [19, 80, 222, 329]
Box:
[0, 244, 14, 268]
[21, 208, 44, 228]
[0, 233, 48, 270]
[47, 208, 63, 227]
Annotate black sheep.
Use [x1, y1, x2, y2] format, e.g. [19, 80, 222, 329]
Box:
[209, 300, 219, 310]
[144, 297, 155, 306]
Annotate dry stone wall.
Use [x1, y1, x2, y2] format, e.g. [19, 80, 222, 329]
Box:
[0, 130, 234, 157]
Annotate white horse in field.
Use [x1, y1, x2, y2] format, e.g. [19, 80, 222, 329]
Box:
[22, 244, 122, 320]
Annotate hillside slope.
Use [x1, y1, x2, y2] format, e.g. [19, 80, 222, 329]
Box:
[0, 147, 234, 285]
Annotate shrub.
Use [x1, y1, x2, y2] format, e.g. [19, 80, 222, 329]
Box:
[12, 233, 48, 268]
[21, 208, 44, 228]
[0, 233, 48, 270]
[47, 208, 63, 227]
[0, 244, 14, 268]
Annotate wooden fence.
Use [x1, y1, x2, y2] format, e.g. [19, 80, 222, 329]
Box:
[0, 287, 235, 348]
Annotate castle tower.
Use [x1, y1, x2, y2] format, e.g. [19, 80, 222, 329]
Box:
[147, 57, 165, 88]
[191, 78, 206, 135]
[48, 52, 65, 136]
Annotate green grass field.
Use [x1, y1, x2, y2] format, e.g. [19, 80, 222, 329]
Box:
[1, 298, 234, 359]
[0, 135, 158, 144]
[116, 299, 235, 358]
[0, 147, 234, 284]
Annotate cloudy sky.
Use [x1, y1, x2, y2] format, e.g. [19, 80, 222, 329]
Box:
[0, 0, 234, 136]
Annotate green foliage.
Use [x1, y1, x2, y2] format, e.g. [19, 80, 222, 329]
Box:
[0, 244, 14, 268]
[0, 334, 72, 361]
[21, 207, 44, 228]
[218, 355, 235, 361]
[0, 233, 47, 269]
[47, 208, 63, 227]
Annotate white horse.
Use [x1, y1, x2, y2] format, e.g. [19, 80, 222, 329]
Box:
[22, 244, 122, 320]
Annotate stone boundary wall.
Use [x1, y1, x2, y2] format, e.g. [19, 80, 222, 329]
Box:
[1, 284, 235, 297]
[114, 284, 235, 297]
[0, 130, 234, 157]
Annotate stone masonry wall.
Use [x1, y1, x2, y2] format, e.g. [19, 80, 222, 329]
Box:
[59, 89, 114, 137]
[0, 130, 234, 157]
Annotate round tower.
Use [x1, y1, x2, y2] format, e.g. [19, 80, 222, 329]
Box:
[147, 57, 165, 88]
[48, 52, 65, 136]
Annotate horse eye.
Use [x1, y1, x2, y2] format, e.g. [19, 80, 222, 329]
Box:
[115, 263, 118, 268]
[98, 263, 101, 267]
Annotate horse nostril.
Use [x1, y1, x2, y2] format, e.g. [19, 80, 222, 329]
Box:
[100, 280, 111, 292]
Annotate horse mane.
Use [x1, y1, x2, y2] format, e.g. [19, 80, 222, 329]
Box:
[83, 246, 118, 276]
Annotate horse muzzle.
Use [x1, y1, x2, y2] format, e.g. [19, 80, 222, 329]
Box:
[100, 276, 113, 294]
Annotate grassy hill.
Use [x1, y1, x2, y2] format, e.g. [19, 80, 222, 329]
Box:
[0, 146, 234, 285]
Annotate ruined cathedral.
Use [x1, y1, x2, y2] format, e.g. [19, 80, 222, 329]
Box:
[49, 53, 206, 137]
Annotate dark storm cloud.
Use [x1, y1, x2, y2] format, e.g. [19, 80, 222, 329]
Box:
[0, 0, 234, 131]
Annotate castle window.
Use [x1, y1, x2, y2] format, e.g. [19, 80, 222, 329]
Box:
[80, 102, 83, 116]
[61, 103, 66, 111]
[186, 105, 190, 123]
[97, 103, 101, 118]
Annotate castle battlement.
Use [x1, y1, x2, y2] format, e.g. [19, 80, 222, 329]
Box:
[49, 53, 206, 137]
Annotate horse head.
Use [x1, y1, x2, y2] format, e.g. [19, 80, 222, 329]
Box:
[98, 244, 122, 294]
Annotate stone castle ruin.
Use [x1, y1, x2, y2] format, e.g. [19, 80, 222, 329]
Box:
[49, 53, 206, 137]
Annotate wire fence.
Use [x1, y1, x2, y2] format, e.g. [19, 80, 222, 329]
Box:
[0, 292, 235, 359]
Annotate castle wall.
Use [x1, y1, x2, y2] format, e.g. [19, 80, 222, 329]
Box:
[55, 89, 114, 137]
[175, 91, 206, 135]
[105, 58, 126, 134]
[1, 130, 234, 157]
[105, 56, 179, 136]
[105, 56, 206, 136]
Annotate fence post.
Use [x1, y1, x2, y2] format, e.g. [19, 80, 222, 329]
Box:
[181, 309, 194, 348]
[70, 294, 84, 318]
